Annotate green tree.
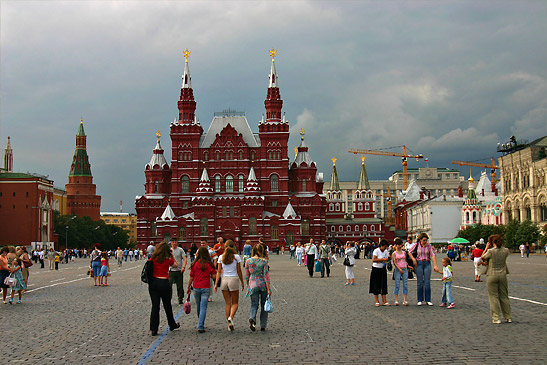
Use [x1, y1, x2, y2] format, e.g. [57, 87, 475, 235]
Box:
[457, 224, 505, 245]
[514, 220, 540, 248]
[504, 220, 520, 248]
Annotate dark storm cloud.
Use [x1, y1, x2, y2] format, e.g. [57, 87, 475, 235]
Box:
[1, 1, 545, 212]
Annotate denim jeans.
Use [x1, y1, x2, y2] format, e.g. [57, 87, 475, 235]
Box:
[441, 281, 453, 304]
[416, 261, 432, 302]
[320, 258, 330, 277]
[193, 288, 210, 330]
[250, 290, 269, 329]
[296, 253, 303, 265]
[393, 268, 408, 295]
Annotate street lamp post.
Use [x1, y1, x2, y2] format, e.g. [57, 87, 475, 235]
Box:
[65, 225, 69, 251]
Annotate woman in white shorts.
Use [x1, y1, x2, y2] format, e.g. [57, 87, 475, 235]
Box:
[215, 240, 245, 331]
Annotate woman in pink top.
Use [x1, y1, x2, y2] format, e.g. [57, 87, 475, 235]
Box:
[392, 238, 410, 306]
[408, 233, 440, 306]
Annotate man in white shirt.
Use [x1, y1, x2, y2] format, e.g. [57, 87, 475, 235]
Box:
[404, 236, 414, 252]
[115, 247, 124, 267]
[306, 238, 318, 278]
[169, 239, 188, 305]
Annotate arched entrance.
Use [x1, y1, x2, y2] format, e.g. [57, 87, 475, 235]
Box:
[219, 221, 241, 251]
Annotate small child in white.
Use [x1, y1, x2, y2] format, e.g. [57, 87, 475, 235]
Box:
[439, 257, 455, 309]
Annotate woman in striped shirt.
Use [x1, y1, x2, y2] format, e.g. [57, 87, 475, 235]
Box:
[408, 233, 440, 306]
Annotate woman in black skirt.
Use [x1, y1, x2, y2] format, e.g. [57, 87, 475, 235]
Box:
[369, 240, 391, 306]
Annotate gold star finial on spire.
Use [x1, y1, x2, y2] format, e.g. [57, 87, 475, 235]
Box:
[156, 130, 161, 140]
[183, 49, 191, 63]
[294, 147, 298, 158]
[332, 157, 337, 166]
[80, 117, 83, 124]
[299, 128, 305, 141]
[269, 48, 277, 62]
[361, 155, 366, 164]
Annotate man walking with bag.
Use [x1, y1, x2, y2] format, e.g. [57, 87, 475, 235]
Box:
[306, 239, 318, 278]
[169, 239, 187, 305]
[319, 239, 331, 278]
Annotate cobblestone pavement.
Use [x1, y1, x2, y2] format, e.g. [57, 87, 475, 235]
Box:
[3, 253, 546, 364]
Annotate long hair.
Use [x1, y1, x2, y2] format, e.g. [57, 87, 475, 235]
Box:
[151, 241, 171, 263]
[252, 244, 264, 258]
[222, 246, 237, 265]
[192, 246, 214, 271]
[417, 232, 429, 242]
[225, 239, 236, 249]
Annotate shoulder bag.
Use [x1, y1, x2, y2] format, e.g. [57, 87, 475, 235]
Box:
[141, 259, 154, 283]
[4, 274, 17, 287]
[343, 255, 351, 266]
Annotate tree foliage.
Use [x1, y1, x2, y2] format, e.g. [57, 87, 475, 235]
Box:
[457, 223, 505, 245]
[53, 212, 129, 251]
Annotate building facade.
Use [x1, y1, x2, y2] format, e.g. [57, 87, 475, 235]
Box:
[0, 172, 55, 246]
[101, 212, 137, 244]
[136, 50, 327, 250]
[499, 136, 547, 225]
[65, 120, 101, 220]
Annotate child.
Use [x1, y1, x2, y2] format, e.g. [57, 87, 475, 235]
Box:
[9, 257, 27, 304]
[54, 252, 60, 270]
[392, 238, 409, 306]
[99, 252, 110, 286]
[439, 257, 455, 308]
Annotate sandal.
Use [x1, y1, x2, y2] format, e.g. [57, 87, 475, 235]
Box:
[383, 303, 391, 306]
[375, 302, 380, 307]
[394, 301, 399, 306]
[403, 301, 409, 306]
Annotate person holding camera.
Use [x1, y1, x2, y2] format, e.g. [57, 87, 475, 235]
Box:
[369, 239, 391, 306]
[344, 242, 356, 286]
[481, 234, 512, 324]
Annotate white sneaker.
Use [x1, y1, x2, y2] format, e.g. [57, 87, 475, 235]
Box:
[427, 302, 433, 306]
[417, 302, 422, 306]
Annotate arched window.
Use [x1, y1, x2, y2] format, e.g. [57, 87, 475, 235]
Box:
[268, 151, 272, 160]
[286, 231, 293, 244]
[181, 175, 190, 193]
[472, 211, 477, 221]
[363, 225, 367, 231]
[338, 226, 343, 232]
[178, 151, 183, 161]
[347, 225, 351, 231]
[466, 212, 470, 222]
[270, 174, 279, 192]
[249, 217, 257, 235]
[329, 203, 334, 211]
[365, 203, 370, 211]
[222, 207, 227, 217]
[226, 175, 234, 193]
[179, 227, 186, 241]
[239, 150, 243, 160]
[154, 181, 159, 193]
[302, 179, 306, 192]
[238, 175, 245, 192]
[216, 151, 220, 160]
[331, 226, 335, 232]
[335, 203, 340, 211]
[204, 152, 208, 161]
[200, 218, 208, 236]
[358, 202, 363, 211]
[251, 151, 255, 160]
[271, 225, 278, 240]
[301, 219, 309, 236]
[215, 176, 221, 192]
[370, 225, 375, 231]
[230, 207, 235, 217]
[355, 225, 359, 231]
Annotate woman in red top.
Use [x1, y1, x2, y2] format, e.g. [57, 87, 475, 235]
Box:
[187, 246, 217, 333]
[148, 241, 180, 336]
[471, 241, 485, 282]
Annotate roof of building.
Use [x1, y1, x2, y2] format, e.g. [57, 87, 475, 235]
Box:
[293, 138, 315, 167]
[329, 161, 340, 191]
[159, 204, 176, 221]
[357, 157, 370, 190]
[393, 167, 459, 173]
[0, 172, 53, 181]
[146, 139, 169, 170]
[200, 116, 259, 148]
[282, 202, 298, 219]
[398, 179, 422, 201]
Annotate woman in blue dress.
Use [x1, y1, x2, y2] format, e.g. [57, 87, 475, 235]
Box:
[9, 256, 27, 304]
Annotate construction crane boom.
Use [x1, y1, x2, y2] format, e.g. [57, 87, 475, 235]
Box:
[348, 146, 424, 190]
[451, 158, 498, 185]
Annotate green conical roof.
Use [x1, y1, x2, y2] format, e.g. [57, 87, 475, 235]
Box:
[77, 121, 86, 136]
[466, 187, 477, 200]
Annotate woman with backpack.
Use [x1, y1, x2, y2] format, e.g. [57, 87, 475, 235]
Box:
[344, 242, 356, 286]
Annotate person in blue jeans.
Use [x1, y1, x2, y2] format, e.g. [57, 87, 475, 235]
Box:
[245, 244, 271, 331]
[439, 257, 455, 308]
[187, 247, 216, 333]
[392, 238, 413, 306]
[408, 233, 440, 306]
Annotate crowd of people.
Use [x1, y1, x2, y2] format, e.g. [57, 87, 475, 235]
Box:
[145, 237, 271, 335]
[0, 245, 31, 304]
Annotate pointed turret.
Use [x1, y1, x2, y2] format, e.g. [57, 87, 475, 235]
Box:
[282, 201, 297, 219]
[146, 131, 169, 170]
[293, 130, 315, 168]
[329, 158, 340, 191]
[245, 167, 260, 194]
[177, 49, 197, 124]
[4, 136, 13, 172]
[264, 48, 283, 123]
[467, 171, 477, 199]
[357, 156, 370, 190]
[197, 168, 212, 194]
[69, 119, 92, 177]
[160, 203, 176, 221]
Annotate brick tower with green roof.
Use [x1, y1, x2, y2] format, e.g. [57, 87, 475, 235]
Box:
[65, 119, 101, 220]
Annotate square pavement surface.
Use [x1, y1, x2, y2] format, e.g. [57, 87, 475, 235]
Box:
[3, 253, 546, 364]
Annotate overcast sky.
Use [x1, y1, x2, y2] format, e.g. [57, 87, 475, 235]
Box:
[1, 1, 546, 213]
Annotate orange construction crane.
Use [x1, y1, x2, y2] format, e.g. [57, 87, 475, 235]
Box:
[451, 158, 498, 185]
[348, 146, 424, 190]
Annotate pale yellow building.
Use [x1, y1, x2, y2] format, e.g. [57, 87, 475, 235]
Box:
[100, 212, 137, 243]
[53, 187, 68, 215]
[499, 136, 547, 224]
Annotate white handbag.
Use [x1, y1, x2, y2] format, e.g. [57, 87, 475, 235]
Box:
[4, 274, 17, 287]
